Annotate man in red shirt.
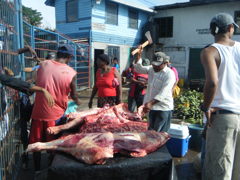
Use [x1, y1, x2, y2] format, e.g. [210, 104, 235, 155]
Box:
[29, 44, 80, 171]
[128, 59, 149, 112]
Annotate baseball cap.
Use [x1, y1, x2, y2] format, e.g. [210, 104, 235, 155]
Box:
[165, 56, 170, 63]
[211, 13, 239, 28]
[46, 52, 55, 59]
[152, 52, 168, 66]
[142, 58, 150, 66]
[57, 44, 74, 56]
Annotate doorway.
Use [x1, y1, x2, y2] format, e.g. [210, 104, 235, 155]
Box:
[188, 48, 204, 80]
[94, 49, 104, 78]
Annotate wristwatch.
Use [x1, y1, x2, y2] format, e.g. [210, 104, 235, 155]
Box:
[200, 104, 210, 113]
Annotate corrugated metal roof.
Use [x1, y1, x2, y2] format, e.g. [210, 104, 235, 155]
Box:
[45, 0, 54, 6]
[45, 0, 154, 12]
[110, 0, 153, 12]
[154, 0, 240, 10]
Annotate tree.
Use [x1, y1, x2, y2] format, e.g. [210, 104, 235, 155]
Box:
[22, 5, 43, 27]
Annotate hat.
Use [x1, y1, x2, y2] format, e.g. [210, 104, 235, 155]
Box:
[142, 58, 150, 66]
[57, 44, 74, 56]
[211, 13, 239, 28]
[46, 52, 55, 59]
[152, 52, 168, 66]
[165, 56, 170, 63]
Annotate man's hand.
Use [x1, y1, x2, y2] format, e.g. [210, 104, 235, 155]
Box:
[74, 99, 81, 106]
[143, 102, 153, 114]
[205, 107, 219, 127]
[143, 99, 159, 113]
[42, 89, 55, 107]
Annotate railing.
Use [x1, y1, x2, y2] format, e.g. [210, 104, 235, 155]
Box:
[0, 0, 23, 180]
[0, 1, 91, 180]
[23, 22, 90, 90]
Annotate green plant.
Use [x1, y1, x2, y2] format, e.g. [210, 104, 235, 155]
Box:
[174, 89, 203, 125]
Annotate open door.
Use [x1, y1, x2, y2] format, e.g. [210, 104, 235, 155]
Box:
[94, 49, 104, 79]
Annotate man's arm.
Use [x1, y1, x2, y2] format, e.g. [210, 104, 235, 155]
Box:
[201, 47, 219, 110]
[133, 46, 151, 74]
[70, 76, 81, 105]
[201, 47, 220, 126]
[130, 77, 146, 87]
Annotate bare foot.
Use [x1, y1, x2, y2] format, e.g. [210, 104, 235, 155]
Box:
[4, 67, 14, 76]
[27, 142, 44, 152]
[47, 126, 61, 135]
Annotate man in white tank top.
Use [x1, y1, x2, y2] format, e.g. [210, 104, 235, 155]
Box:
[201, 13, 240, 180]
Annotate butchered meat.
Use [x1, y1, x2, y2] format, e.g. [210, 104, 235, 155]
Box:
[27, 132, 114, 165]
[80, 120, 148, 133]
[47, 103, 145, 135]
[27, 131, 170, 165]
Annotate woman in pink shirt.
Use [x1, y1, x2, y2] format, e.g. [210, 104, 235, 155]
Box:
[167, 59, 180, 97]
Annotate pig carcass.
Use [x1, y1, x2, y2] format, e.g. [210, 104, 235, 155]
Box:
[27, 131, 170, 165]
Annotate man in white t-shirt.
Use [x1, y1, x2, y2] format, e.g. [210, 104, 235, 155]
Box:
[134, 48, 175, 132]
[201, 13, 240, 180]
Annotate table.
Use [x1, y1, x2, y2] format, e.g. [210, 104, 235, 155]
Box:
[47, 146, 177, 180]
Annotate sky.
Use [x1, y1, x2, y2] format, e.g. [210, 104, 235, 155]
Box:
[22, 0, 189, 29]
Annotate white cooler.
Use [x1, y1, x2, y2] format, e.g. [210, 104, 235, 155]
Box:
[166, 123, 191, 157]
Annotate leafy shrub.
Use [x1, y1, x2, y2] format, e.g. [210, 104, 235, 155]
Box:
[174, 89, 203, 125]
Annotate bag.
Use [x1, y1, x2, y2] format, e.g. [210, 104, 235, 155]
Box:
[112, 78, 119, 88]
[173, 85, 180, 98]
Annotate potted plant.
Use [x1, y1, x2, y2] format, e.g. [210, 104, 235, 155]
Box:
[174, 89, 204, 151]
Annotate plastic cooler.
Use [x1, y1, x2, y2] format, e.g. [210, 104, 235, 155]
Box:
[166, 123, 191, 157]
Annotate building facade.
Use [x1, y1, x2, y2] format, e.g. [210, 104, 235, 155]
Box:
[45, 0, 153, 81]
[153, 0, 240, 80]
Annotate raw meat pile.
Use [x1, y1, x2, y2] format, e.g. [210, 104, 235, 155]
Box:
[28, 103, 170, 164]
[27, 131, 170, 164]
[47, 103, 146, 135]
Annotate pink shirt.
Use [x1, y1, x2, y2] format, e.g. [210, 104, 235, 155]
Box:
[170, 67, 179, 82]
[31, 60, 76, 121]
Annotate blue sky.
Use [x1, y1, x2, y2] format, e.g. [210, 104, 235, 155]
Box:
[22, 0, 189, 29]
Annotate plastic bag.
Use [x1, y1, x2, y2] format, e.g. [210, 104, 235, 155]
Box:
[112, 78, 119, 88]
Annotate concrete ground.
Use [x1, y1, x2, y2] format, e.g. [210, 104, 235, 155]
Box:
[17, 88, 202, 180]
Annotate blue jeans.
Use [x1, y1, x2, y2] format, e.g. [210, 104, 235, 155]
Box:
[148, 110, 172, 132]
[128, 96, 136, 112]
[55, 115, 67, 126]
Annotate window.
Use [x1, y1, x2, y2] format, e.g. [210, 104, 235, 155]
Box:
[108, 46, 120, 64]
[66, 0, 78, 23]
[106, 2, 118, 25]
[234, 11, 240, 35]
[128, 9, 138, 29]
[156, 17, 173, 38]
